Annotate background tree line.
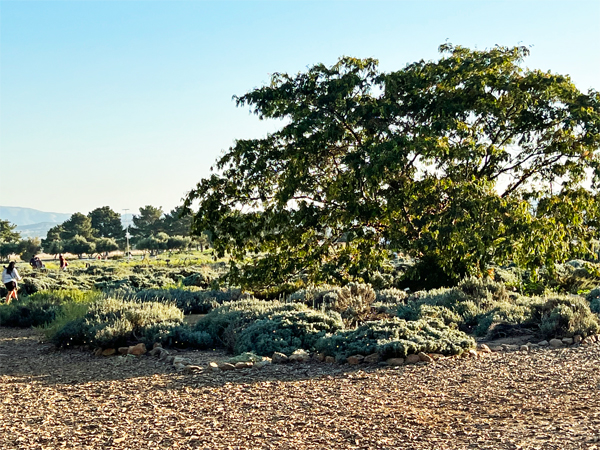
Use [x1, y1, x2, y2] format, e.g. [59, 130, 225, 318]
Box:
[0, 205, 209, 261]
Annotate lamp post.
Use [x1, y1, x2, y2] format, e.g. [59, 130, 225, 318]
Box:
[123, 209, 131, 261]
[125, 229, 131, 261]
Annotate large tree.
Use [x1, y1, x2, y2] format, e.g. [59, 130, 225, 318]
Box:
[88, 206, 124, 240]
[184, 44, 600, 290]
[60, 213, 95, 240]
[131, 206, 164, 239]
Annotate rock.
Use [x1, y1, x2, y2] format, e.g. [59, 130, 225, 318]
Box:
[219, 363, 236, 371]
[325, 356, 336, 364]
[183, 365, 203, 373]
[347, 355, 365, 365]
[271, 352, 289, 364]
[118, 347, 129, 355]
[94, 348, 103, 357]
[562, 337, 574, 345]
[489, 346, 503, 352]
[549, 338, 564, 348]
[418, 352, 433, 363]
[289, 349, 310, 363]
[477, 344, 492, 353]
[158, 349, 170, 360]
[254, 360, 271, 369]
[128, 343, 147, 356]
[314, 353, 326, 362]
[227, 352, 263, 364]
[172, 356, 192, 365]
[520, 345, 529, 352]
[386, 358, 404, 366]
[149, 347, 162, 357]
[429, 353, 445, 360]
[468, 349, 478, 358]
[102, 348, 116, 356]
[235, 361, 253, 369]
[573, 335, 582, 344]
[173, 362, 187, 371]
[538, 340, 549, 346]
[152, 342, 162, 349]
[405, 354, 421, 364]
[364, 353, 381, 364]
[165, 356, 175, 365]
[208, 362, 220, 372]
[503, 344, 519, 351]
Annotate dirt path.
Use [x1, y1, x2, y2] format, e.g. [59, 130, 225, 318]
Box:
[1, 327, 599, 450]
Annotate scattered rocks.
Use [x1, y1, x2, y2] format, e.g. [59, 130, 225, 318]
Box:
[418, 352, 433, 363]
[363, 353, 381, 364]
[468, 349, 478, 358]
[325, 356, 336, 364]
[128, 343, 147, 356]
[218, 363, 236, 371]
[477, 344, 492, 353]
[405, 354, 421, 364]
[347, 355, 364, 365]
[386, 358, 405, 366]
[102, 348, 116, 357]
[520, 345, 529, 352]
[271, 352, 289, 364]
[549, 339, 564, 348]
[234, 361, 253, 369]
[573, 335, 582, 344]
[149, 347, 163, 357]
[208, 362, 220, 372]
[118, 347, 129, 355]
[562, 337, 574, 346]
[289, 349, 310, 363]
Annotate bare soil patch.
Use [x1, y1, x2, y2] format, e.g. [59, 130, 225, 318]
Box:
[1, 327, 599, 450]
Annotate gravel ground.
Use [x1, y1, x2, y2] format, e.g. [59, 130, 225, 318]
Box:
[1, 327, 599, 450]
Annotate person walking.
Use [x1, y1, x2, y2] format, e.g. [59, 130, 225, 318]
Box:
[2, 261, 22, 304]
[59, 254, 68, 271]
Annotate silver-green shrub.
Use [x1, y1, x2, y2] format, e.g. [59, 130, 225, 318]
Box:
[315, 317, 475, 360]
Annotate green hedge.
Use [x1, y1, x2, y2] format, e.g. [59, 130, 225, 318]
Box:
[132, 288, 241, 314]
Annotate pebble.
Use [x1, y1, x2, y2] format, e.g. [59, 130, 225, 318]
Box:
[271, 352, 289, 364]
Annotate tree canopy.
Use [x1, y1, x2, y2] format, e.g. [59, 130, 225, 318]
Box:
[88, 206, 124, 240]
[184, 43, 600, 290]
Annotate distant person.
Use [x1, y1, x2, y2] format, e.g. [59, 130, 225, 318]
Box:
[34, 257, 44, 269]
[29, 256, 37, 269]
[2, 261, 22, 304]
[59, 254, 68, 271]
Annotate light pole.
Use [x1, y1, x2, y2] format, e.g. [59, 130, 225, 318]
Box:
[123, 209, 131, 261]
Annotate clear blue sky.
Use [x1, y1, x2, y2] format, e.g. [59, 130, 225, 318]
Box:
[1, 0, 599, 216]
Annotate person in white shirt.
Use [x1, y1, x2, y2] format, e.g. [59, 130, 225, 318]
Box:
[2, 261, 22, 304]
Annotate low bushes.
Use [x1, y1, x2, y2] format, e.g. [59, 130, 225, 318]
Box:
[397, 277, 600, 339]
[132, 288, 241, 314]
[234, 310, 344, 356]
[51, 297, 184, 349]
[0, 290, 101, 328]
[315, 318, 475, 361]
[195, 299, 309, 351]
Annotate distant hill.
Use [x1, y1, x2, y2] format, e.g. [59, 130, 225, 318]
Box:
[15, 222, 59, 239]
[0, 206, 72, 226]
[1, 207, 135, 239]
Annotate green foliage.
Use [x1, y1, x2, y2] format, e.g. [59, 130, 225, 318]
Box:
[184, 43, 600, 290]
[536, 295, 599, 338]
[139, 322, 213, 349]
[132, 288, 241, 314]
[88, 206, 125, 240]
[51, 297, 183, 348]
[62, 235, 96, 257]
[587, 287, 600, 313]
[131, 205, 164, 240]
[375, 288, 408, 304]
[234, 310, 344, 356]
[331, 282, 376, 327]
[315, 318, 475, 361]
[18, 238, 42, 262]
[61, 213, 95, 240]
[0, 298, 61, 328]
[195, 299, 308, 351]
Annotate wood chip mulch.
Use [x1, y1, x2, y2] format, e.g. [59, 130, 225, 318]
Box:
[1, 327, 599, 450]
